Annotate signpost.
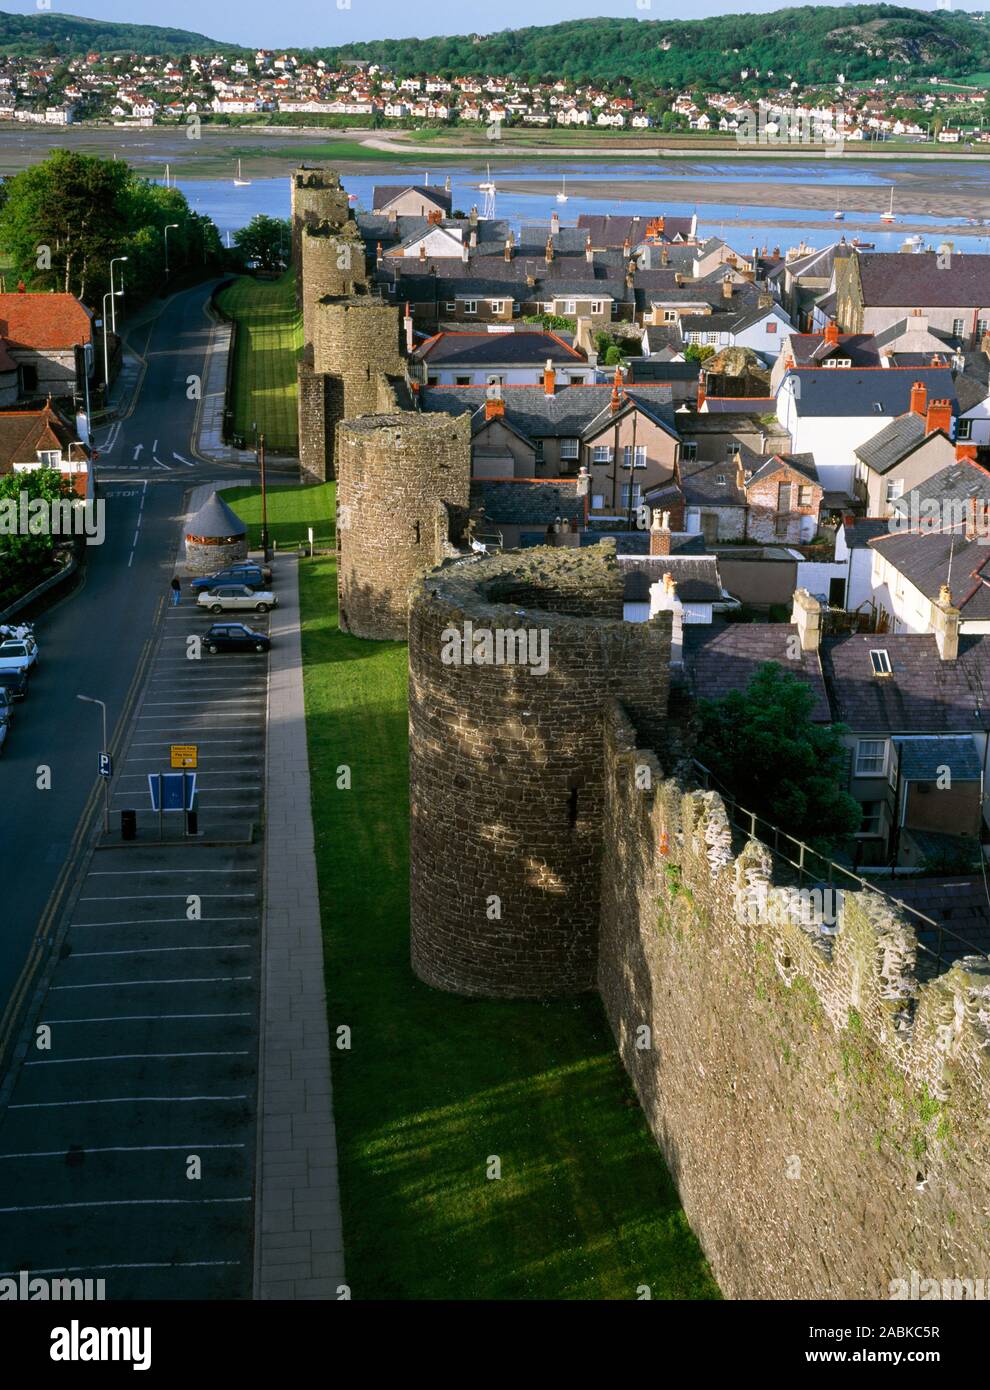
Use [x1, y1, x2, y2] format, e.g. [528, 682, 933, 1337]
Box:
[98, 752, 112, 779]
[170, 744, 198, 769]
[148, 770, 197, 841]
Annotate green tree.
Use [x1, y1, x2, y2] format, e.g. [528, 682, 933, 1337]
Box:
[694, 662, 861, 848]
[685, 343, 716, 364]
[232, 215, 291, 272]
[0, 466, 74, 605]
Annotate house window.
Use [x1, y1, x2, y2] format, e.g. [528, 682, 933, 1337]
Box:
[634, 445, 646, 469]
[19, 364, 38, 393]
[716, 473, 727, 486]
[798, 485, 813, 507]
[663, 310, 678, 323]
[563, 301, 576, 315]
[560, 438, 579, 460]
[957, 417, 972, 440]
[857, 801, 883, 836]
[592, 493, 605, 509]
[884, 479, 904, 504]
[444, 301, 456, 312]
[592, 445, 612, 463]
[621, 482, 641, 508]
[774, 514, 789, 537]
[490, 300, 504, 314]
[777, 482, 793, 512]
[455, 376, 472, 386]
[765, 320, 777, 333]
[978, 318, 990, 341]
[725, 443, 739, 459]
[951, 317, 965, 341]
[427, 374, 439, 386]
[680, 441, 698, 462]
[38, 450, 62, 467]
[591, 301, 604, 315]
[463, 300, 477, 315]
[855, 738, 888, 776]
[869, 649, 892, 677]
[534, 440, 544, 463]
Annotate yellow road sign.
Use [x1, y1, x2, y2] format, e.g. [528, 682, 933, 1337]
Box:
[170, 744, 198, 769]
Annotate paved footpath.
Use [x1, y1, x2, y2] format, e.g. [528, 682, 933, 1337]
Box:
[255, 554, 345, 1298]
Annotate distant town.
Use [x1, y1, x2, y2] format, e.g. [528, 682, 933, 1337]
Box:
[3, 43, 990, 143]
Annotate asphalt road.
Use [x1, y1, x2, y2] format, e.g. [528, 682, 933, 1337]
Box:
[0, 281, 249, 1039]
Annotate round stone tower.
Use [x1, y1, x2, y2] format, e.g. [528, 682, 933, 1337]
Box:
[300, 222, 368, 359]
[407, 544, 672, 999]
[184, 491, 248, 575]
[336, 411, 472, 640]
[290, 166, 351, 298]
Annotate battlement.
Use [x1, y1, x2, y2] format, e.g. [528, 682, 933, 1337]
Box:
[598, 699, 990, 1298]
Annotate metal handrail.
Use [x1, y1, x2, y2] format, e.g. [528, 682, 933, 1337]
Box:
[689, 759, 988, 975]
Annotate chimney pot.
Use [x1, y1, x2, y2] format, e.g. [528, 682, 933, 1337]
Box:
[650, 510, 672, 556]
[934, 584, 961, 661]
[925, 398, 952, 437]
[543, 362, 556, 397]
[824, 320, 839, 346]
[909, 380, 927, 417]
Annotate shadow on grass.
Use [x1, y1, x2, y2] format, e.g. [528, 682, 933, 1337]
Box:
[299, 554, 720, 1302]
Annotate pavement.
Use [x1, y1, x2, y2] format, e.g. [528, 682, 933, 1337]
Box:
[194, 304, 262, 470]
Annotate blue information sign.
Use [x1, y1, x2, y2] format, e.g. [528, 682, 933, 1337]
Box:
[148, 771, 197, 812]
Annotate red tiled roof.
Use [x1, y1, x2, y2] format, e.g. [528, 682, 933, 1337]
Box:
[0, 294, 93, 351]
[0, 405, 86, 474]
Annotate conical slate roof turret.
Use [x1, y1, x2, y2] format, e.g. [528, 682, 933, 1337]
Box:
[185, 491, 247, 543]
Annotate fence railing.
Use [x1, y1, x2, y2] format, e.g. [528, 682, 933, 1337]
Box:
[689, 758, 988, 976]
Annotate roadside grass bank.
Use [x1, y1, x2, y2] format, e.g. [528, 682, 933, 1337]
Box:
[220, 481, 333, 553]
[215, 270, 302, 452]
[224, 479, 719, 1300]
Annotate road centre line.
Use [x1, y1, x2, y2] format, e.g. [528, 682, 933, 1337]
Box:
[52, 976, 252, 989]
[0, 1197, 251, 1213]
[79, 893, 257, 901]
[0, 1144, 244, 1159]
[88, 869, 256, 876]
[41, 1013, 252, 1023]
[70, 919, 255, 928]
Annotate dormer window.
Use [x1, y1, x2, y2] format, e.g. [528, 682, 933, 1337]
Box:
[38, 450, 62, 467]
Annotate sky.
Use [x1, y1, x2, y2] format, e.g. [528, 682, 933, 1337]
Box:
[1, 0, 980, 49]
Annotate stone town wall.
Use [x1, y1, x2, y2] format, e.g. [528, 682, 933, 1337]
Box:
[407, 545, 672, 999]
[291, 166, 352, 305]
[597, 700, 990, 1299]
[336, 411, 472, 640]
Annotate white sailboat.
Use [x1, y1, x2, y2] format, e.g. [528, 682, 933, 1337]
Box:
[880, 186, 895, 223]
[479, 162, 496, 220]
[233, 159, 251, 187]
[556, 175, 568, 204]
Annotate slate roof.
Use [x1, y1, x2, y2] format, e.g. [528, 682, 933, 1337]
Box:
[617, 553, 724, 604]
[586, 529, 708, 556]
[748, 451, 819, 486]
[642, 325, 685, 355]
[702, 396, 777, 414]
[422, 383, 678, 440]
[471, 479, 585, 527]
[853, 411, 926, 471]
[843, 517, 892, 550]
[858, 251, 990, 308]
[0, 293, 93, 349]
[821, 633, 990, 732]
[784, 331, 880, 368]
[678, 458, 746, 507]
[896, 736, 982, 781]
[892, 461, 990, 514]
[416, 331, 583, 367]
[577, 213, 695, 246]
[682, 621, 832, 722]
[372, 184, 452, 214]
[785, 367, 957, 418]
[185, 490, 246, 540]
[869, 527, 990, 620]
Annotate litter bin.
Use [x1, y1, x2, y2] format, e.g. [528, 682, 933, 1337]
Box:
[121, 809, 137, 841]
[185, 809, 199, 837]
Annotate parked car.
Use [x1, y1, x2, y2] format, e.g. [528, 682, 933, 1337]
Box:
[197, 584, 277, 615]
[191, 566, 269, 593]
[0, 670, 29, 701]
[203, 623, 271, 654]
[0, 635, 39, 673]
[0, 688, 13, 724]
[227, 560, 273, 583]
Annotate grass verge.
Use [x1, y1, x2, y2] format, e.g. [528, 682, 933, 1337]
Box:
[224, 479, 718, 1300]
[215, 270, 302, 453]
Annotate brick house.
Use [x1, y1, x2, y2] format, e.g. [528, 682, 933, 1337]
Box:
[0, 292, 94, 403]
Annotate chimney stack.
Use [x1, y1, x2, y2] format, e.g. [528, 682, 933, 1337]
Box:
[649, 572, 683, 663]
[469, 228, 477, 249]
[543, 360, 556, 397]
[660, 244, 669, 267]
[650, 509, 672, 556]
[461, 241, 469, 263]
[576, 465, 590, 497]
[469, 205, 478, 227]
[504, 237, 512, 263]
[697, 370, 706, 411]
[956, 442, 979, 462]
[484, 395, 505, 421]
[824, 320, 839, 347]
[965, 497, 990, 541]
[585, 235, 593, 265]
[545, 235, 554, 265]
[722, 275, 734, 300]
[909, 380, 927, 417]
[790, 588, 821, 652]
[550, 211, 560, 236]
[925, 398, 952, 436]
[403, 302, 414, 355]
[376, 240, 383, 266]
[418, 242, 427, 263]
[610, 364, 623, 413]
[933, 583, 960, 662]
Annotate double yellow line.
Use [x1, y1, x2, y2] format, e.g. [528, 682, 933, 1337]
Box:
[0, 604, 162, 1080]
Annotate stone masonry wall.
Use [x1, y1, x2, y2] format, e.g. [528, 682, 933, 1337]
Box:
[597, 700, 990, 1299]
[336, 411, 472, 640]
[408, 545, 672, 999]
[291, 167, 352, 305]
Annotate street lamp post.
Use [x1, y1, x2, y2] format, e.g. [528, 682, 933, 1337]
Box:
[259, 432, 270, 561]
[77, 694, 110, 833]
[109, 255, 128, 334]
[164, 223, 179, 278]
[102, 290, 122, 402]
